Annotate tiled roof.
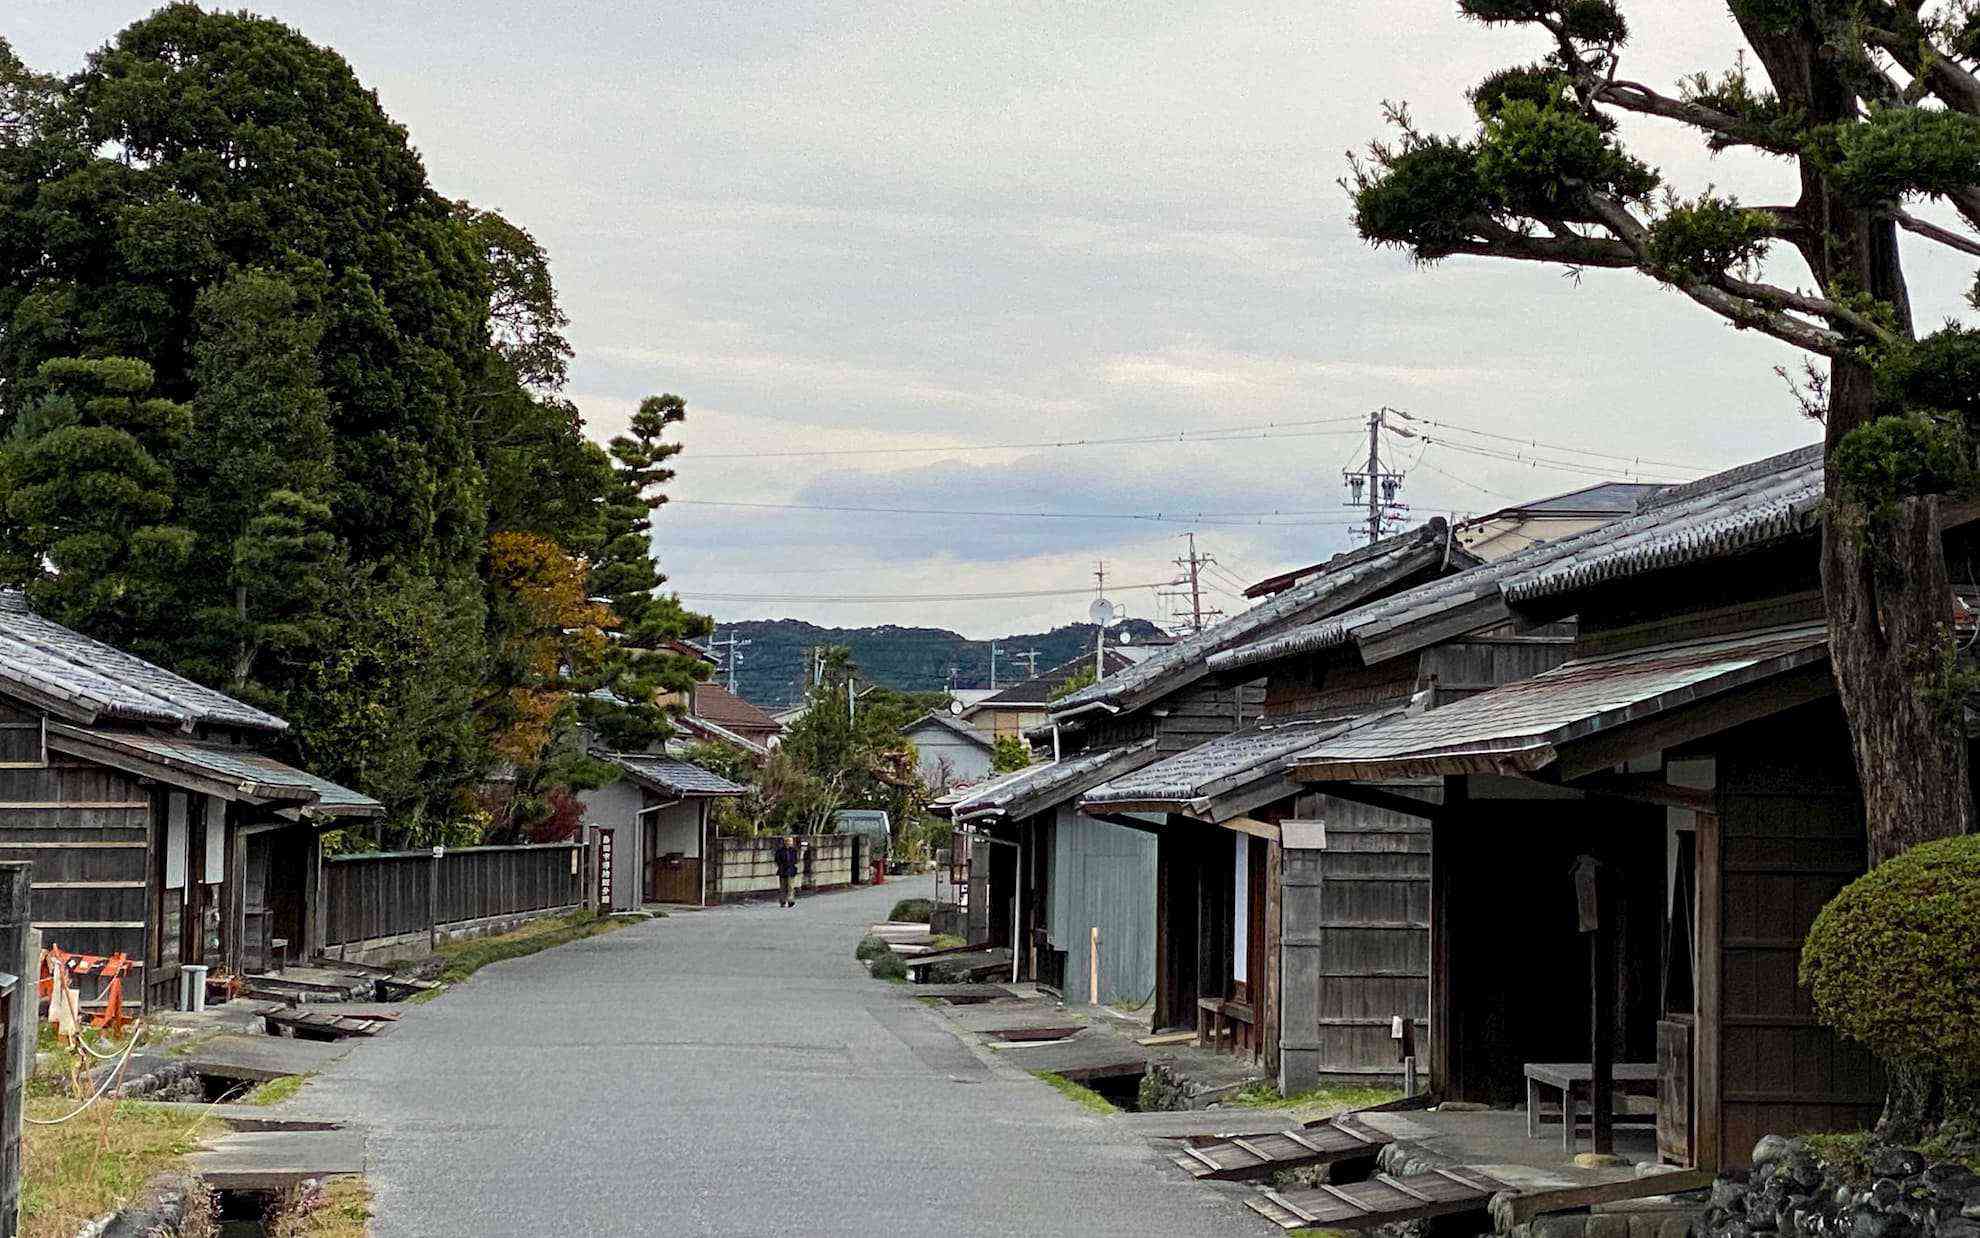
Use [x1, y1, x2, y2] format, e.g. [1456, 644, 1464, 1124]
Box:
[952, 739, 1161, 822]
[903, 711, 995, 751]
[1081, 711, 1380, 815]
[1209, 445, 1824, 676]
[0, 590, 287, 732]
[675, 714, 769, 757]
[970, 649, 1143, 710]
[1051, 521, 1462, 719]
[1288, 624, 1830, 782]
[47, 725, 380, 816]
[692, 683, 784, 734]
[603, 752, 746, 797]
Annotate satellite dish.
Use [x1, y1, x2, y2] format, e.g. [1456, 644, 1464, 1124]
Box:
[1119, 631, 1133, 645]
[948, 699, 964, 716]
[1089, 597, 1118, 626]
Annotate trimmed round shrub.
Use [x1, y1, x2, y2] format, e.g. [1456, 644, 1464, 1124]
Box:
[1800, 835, 1980, 1078]
[888, 898, 935, 923]
[854, 934, 889, 961]
[868, 951, 908, 982]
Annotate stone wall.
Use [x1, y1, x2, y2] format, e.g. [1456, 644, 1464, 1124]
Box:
[712, 834, 854, 901]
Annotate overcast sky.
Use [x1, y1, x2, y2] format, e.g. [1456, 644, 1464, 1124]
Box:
[14, 2, 1976, 638]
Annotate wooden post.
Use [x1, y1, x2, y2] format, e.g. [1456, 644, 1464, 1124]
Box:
[1573, 854, 1614, 1155]
[428, 846, 443, 954]
[1089, 926, 1100, 1006]
[0, 860, 30, 1237]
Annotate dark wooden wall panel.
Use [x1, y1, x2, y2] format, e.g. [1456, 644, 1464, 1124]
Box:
[1712, 700, 1881, 1169]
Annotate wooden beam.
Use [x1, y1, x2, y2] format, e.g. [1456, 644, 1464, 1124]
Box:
[1500, 1171, 1716, 1227]
[1570, 776, 1715, 812]
[1695, 810, 1723, 1173]
[1223, 816, 1281, 843]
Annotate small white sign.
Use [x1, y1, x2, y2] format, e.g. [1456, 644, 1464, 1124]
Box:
[164, 793, 187, 892]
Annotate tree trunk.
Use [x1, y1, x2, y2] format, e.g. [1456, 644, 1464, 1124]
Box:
[1880, 1060, 1980, 1144]
[1736, 16, 1977, 864]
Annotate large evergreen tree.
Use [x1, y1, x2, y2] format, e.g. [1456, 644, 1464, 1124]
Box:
[582, 394, 713, 752]
[1346, 0, 1980, 1133]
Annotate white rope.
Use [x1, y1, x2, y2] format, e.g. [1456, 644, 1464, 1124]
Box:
[25, 1022, 143, 1126]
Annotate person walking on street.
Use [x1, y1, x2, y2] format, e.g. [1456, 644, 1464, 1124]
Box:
[775, 834, 801, 908]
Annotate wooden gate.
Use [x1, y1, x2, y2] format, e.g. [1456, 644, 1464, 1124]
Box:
[1279, 794, 1430, 1086]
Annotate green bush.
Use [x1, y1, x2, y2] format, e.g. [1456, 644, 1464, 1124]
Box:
[854, 934, 890, 961]
[888, 897, 935, 923]
[869, 952, 908, 982]
[1801, 835, 1980, 1078]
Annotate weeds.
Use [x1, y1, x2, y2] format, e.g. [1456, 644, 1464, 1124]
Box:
[1032, 1071, 1117, 1115]
[1228, 1082, 1401, 1113]
[20, 1101, 216, 1238]
[430, 908, 634, 986]
[888, 898, 935, 923]
[242, 1074, 308, 1106]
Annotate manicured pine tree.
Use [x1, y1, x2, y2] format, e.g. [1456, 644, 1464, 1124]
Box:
[1345, 0, 1980, 1134]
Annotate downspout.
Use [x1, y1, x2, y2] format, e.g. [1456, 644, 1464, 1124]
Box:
[1052, 723, 1061, 763]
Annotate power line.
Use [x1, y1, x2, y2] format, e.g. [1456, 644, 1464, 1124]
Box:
[677, 580, 1172, 603]
[1408, 434, 1684, 483]
[1389, 410, 1710, 474]
[668, 499, 1339, 526]
[682, 417, 1369, 460]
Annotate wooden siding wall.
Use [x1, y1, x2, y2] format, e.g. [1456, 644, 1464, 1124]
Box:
[324, 843, 585, 947]
[1435, 793, 1665, 1104]
[1154, 682, 1256, 755]
[0, 757, 149, 974]
[1047, 805, 1156, 1007]
[1278, 789, 1433, 1092]
[1417, 637, 1572, 706]
[1708, 701, 1880, 1165]
[1265, 657, 1416, 718]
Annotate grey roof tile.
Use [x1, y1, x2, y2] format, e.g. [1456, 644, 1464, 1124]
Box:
[1208, 445, 1824, 676]
[0, 590, 287, 732]
[1290, 624, 1829, 780]
[953, 739, 1161, 822]
[1081, 712, 1373, 809]
[904, 711, 996, 751]
[48, 725, 379, 815]
[604, 752, 746, 796]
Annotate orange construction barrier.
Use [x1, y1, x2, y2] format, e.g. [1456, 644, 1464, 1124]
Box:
[39, 947, 134, 1036]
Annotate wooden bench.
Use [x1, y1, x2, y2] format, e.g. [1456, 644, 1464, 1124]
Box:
[1523, 1061, 1660, 1153]
[1197, 997, 1257, 1053]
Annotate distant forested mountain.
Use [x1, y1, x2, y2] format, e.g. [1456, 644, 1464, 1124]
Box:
[709, 618, 1167, 707]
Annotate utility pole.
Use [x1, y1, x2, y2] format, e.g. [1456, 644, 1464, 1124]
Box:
[1164, 533, 1223, 634]
[708, 631, 752, 692]
[1343, 406, 1409, 544]
[989, 642, 1001, 691]
[1013, 649, 1041, 680]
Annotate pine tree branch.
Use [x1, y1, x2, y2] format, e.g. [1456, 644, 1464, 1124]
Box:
[1861, 26, 1980, 116]
[1594, 80, 1797, 153]
[1574, 187, 1857, 356]
[1891, 207, 1980, 258]
[1715, 273, 1900, 346]
[1443, 217, 1638, 267]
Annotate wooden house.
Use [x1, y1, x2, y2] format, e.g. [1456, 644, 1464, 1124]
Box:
[580, 754, 744, 911]
[949, 522, 1476, 1005]
[1203, 444, 1935, 1171]
[958, 648, 1147, 743]
[0, 590, 381, 1010]
[1078, 621, 1568, 1087]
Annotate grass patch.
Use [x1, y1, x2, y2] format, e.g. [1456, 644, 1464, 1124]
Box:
[21, 1099, 216, 1238]
[430, 908, 633, 985]
[928, 933, 966, 950]
[1801, 1131, 1873, 1182]
[242, 1074, 308, 1106]
[1229, 1082, 1402, 1113]
[854, 934, 891, 961]
[275, 1175, 373, 1237]
[1032, 1071, 1117, 1115]
[868, 952, 909, 982]
[888, 897, 935, 923]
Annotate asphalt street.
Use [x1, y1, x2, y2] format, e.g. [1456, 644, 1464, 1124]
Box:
[305, 878, 1255, 1236]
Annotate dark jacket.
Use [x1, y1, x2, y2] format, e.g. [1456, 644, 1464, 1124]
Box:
[774, 842, 800, 878]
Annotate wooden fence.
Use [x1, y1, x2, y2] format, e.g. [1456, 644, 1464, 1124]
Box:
[323, 842, 587, 952]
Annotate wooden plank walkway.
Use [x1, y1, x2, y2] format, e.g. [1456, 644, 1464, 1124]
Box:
[1248, 1166, 1506, 1231]
[1170, 1117, 1389, 1181]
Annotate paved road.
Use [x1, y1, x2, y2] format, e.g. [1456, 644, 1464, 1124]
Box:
[306, 880, 1254, 1236]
